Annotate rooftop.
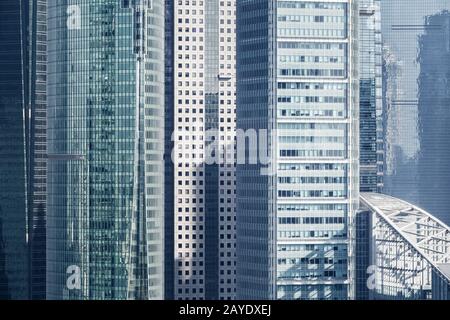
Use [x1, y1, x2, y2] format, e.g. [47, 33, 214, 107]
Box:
[361, 193, 450, 281]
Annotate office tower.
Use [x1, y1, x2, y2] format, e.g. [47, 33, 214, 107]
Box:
[354, 207, 370, 300]
[417, 11, 450, 225]
[166, 0, 237, 300]
[236, 0, 359, 300]
[0, 0, 47, 300]
[47, 1, 164, 300]
[359, 0, 383, 193]
[360, 193, 450, 300]
[29, 0, 48, 301]
[164, 0, 175, 300]
[382, 0, 450, 224]
[355, 0, 381, 300]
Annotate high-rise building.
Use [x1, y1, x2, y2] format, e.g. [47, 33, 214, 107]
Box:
[236, 0, 360, 300]
[47, 1, 164, 300]
[359, 0, 383, 193]
[417, 11, 450, 226]
[382, 0, 450, 225]
[165, 0, 237, 300]
[164, 0, 175, 301]
[0, 0, 47, 300]
[355, 0, 382, 300]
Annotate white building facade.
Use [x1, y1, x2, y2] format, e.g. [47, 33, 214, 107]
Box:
[171, 0, 237, 300]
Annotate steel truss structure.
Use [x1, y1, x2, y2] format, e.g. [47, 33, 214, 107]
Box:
[360, 193, 450, 300]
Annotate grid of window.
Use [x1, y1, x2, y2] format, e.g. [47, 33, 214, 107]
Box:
[0, 1, 30, 300]
[276, 0, 357, 300]
[173, 0, 237, 300]
[47, 1, 165, 300]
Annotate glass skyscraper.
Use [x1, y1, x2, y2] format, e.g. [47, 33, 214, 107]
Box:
[0, 0, 47, 300]
[164, 0, 175, 300]
[416, 11, 450, 225]
[236, 0, 359, 300]
[47, 0, 164, 300]
[382, 0, 450, 225]
[355, 0, 382, 300]
[359, 0, 383, 193]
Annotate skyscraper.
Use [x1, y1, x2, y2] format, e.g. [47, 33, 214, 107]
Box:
[355, 0, 382, 300]
[166, 0, 237, 300]
[0, 0, 47, 300]
[382, 0, 450, 225]
[47, 1, 164, 300]
[164, 0, 175, 300]
[359, 0, 383, 193]
[236, 0, 359, 300]
[417, 11, 450, 225]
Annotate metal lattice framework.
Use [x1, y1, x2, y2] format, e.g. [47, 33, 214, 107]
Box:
[361, 193, 450, 283]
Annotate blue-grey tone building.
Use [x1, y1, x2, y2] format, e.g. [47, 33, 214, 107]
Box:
[0, 0, 47, 300]
[236, 0, 360, 300]
[355, 206, 371, 300]
[355, 0, 382, 299]
[47, 1, 164, 300]
[164, 0, 175, 301]
[382, 0, 450, 225]
[417, 11, 450, 226]
[360, 193, 450, 300]
[359, 0, 383, 193]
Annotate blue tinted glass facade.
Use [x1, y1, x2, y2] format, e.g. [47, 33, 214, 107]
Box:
[359, 0, 383, 193]
[417, 11, 450, 225]
[0, 1, 29, 300]
[29, 0, 48, 300]
[355, 209, 371, 300]
[164, 0, 175, 300]
[236, 0, 278, 300]
[47, 1, 164, 300]
[382, 0, 450, 225]
[0, 0, 47, 300]
[204, 0, 221, 300]
[432, 268, 450, 300]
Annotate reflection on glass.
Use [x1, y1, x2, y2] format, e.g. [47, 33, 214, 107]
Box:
[382, 0, 450, 224]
